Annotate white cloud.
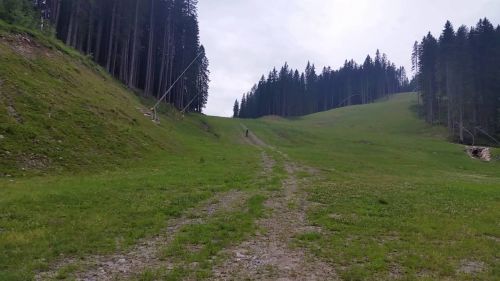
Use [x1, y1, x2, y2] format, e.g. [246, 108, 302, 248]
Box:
[198, 0, 500, 117]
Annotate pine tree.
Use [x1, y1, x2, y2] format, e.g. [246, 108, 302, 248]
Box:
[233, 100, 239, 118]
[415, 18, 500, 144]
[3, 0, 211, 113]
[238, 51, 408, 119]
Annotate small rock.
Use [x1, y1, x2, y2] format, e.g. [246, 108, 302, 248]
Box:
[118, 258, 126, 264]
[236, 252, 248, 260]
[0, 135, 4, 140]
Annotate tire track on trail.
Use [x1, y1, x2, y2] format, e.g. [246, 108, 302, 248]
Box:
[35, 191, 249, 281]
[212, 127, 337, 280]
[36, 126, 277, 281]
[37, 126, 336, 280]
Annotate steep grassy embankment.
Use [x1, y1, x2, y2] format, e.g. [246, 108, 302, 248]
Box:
[0, 22, 175, 176]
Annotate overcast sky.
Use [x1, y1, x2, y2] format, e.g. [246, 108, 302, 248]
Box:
[198, 0, 500, 117]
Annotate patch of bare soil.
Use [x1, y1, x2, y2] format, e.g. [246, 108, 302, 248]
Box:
[212, 131, 336, 280]
[1, 91, 24, 124]
[465, 146, 492, 161]
[18, 153, 51, 170]
[457, 260, 485, 275]
[0, 33, 48, 59]
[6, 105, 23, 123]
[35, 190, 248, 281]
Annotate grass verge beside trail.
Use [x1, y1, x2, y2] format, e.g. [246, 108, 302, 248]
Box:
[0, 116, 263, 281]
[244, 93, 500, 281]
[134, 195, 267, 281]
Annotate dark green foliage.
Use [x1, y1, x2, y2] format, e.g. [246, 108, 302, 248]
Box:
[237, 52, 410, 118]
[0, 0, 210, 113]
[233, 99, 239, 118]
[0, 0, 40, 29]
[415, 18, 500, 145]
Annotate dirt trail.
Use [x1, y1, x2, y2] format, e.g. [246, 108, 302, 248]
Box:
[36, 191, 248, 281]
[212, 128, 337, 280]
[37, 127, 335, 280]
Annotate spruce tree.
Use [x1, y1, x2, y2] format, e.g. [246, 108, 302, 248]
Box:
[233, 100, 239, 118]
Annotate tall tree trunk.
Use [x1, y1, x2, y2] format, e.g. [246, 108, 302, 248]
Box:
[167, 28, 175, 104]
[120, 30, 131, 83]
[53, 0, 61, 27]
[157, 20, 169, 98]
[65, 1, 76, 45]
[106, 0, 117, 72]
[459, 101, 464, 143]
[71, 0, 81, 48]
[111, 33, 119, 76]
[144, 0, 156, 96]
[86, 7, 94, 55]
[128, 0, 141, 88]
[94, 17, 104, 63]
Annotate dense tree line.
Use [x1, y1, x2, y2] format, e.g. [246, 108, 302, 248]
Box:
[0, 0, 209, 113]
[413, 18, 500, 144]
[235, 51, 409, 118]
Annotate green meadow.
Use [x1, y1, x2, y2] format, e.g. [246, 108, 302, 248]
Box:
[0, 23, 499, 280]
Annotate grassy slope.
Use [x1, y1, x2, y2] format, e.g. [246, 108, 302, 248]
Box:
[1, 22, 498, 281]
[0, 26, 266, 280]
[0, 22, 169, 176]
[244, 94, 500, 280]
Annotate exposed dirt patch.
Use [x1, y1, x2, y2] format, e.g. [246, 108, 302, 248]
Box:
[465, 146, 491, 162]
[484, 235, 500, 243]
[18, 153, 51, 170]
[0, 33, 51, 59]
[388, 263, 404, 279]
[6, 104, 23, 123]
[212, 132, 337, 280]
[0, 82, 24, 124]
[35, 190, 248, 281]
[457, 259, 485, 275]
[204, 190, 249, 216]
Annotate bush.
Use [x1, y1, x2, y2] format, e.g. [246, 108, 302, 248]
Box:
[0, 0, 39, 29]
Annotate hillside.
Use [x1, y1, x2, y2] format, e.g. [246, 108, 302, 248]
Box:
[0, 26, 155, 176]
[0, 27, 265, 280]
[1, 27, 499, 281]
[0, 22, 212, 177]
[243, 94, 500, 280]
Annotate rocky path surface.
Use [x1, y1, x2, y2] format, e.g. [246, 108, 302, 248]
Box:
[36, 191, 248, 281]
[213, 128, 337, 280]
[37, 127, 336, 280]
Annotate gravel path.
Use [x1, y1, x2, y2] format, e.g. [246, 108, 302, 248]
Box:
[36, 191, 248, 281]
[211, 127, 337, 280]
